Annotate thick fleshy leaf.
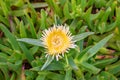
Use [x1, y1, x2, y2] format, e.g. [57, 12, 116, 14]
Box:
[0, 0, 9, 17]
[80, 34, 113, 61]
[17, 38, 44, 47]
[98, 71, 117, 80]
[19, 21, 27, 38]
[0, 24, 20, 51]
[31, 61, 65, 71]
[36, 73, 46, 80]
[45, 61, 65, 70]
[41, 56, 54, 70]
[68, 57, 78, 70]
[25, 13, 37, 38]
[47, 72, 64, 80]
[0, 64, 10, 80]
[106, 60, 120, 74]
[65, 69, 72, 80]
[18, 42, 34, 64]
[87, 34, 113, 59]
[81, 62, 100, 74]
[93, 57, 118, 68]
[73, 32, 94, 42]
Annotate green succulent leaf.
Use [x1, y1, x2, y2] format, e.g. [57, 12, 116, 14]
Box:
[17, 38, 44, 47]
[41, 56, 54, 70]
[73, 32, 94, 42]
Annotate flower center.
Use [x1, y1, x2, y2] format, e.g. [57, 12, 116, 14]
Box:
[52, 36, 62, 47]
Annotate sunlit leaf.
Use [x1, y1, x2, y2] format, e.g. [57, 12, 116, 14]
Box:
[73, 32, 94, 42]
[17, 38, 44, 47]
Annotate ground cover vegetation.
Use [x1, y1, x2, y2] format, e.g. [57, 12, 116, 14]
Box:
[0, 0, 120, 80]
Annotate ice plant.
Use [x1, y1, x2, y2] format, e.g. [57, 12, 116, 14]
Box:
[41, 25, 76, 60]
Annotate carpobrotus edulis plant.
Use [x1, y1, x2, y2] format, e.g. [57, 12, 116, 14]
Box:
[41, 25, 76, 60]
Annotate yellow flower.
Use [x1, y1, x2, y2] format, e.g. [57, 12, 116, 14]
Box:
[41, 25, 76, 60]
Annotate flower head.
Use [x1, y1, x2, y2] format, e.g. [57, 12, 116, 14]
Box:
[41, 25, 76, 60]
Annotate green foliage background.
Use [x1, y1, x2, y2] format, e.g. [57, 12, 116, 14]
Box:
[0, 0, 120, 80]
